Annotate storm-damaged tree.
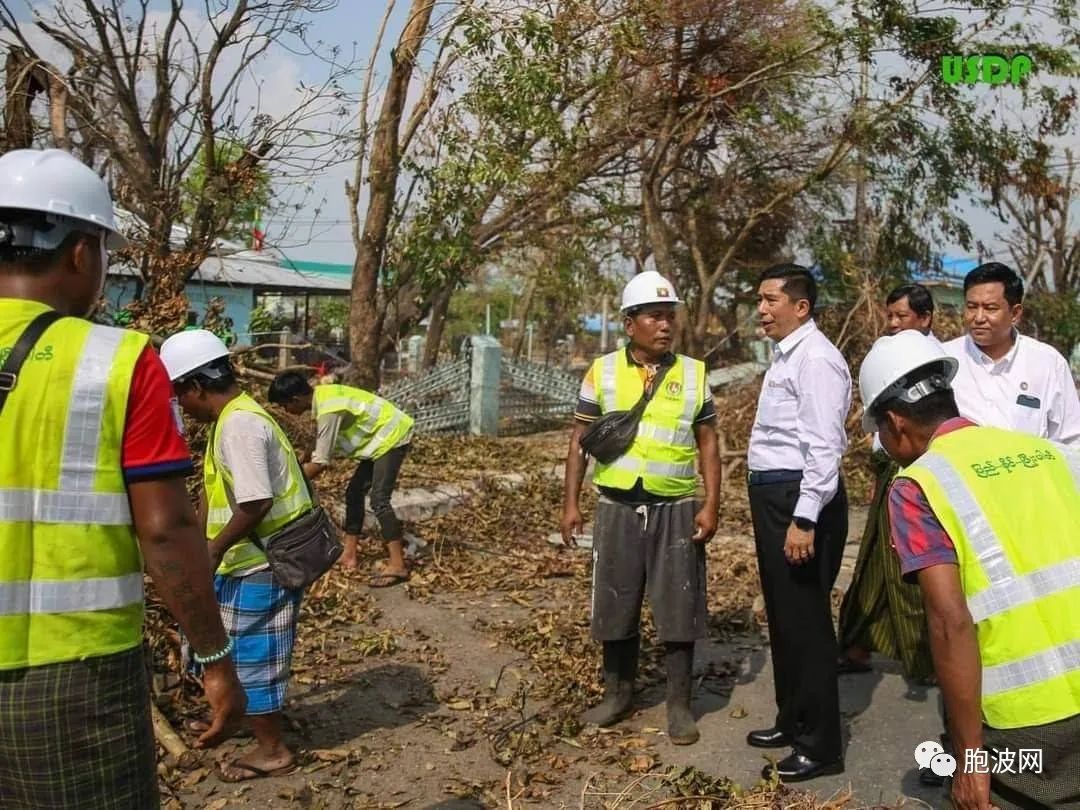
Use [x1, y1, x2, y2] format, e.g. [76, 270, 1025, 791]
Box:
[343, 0, 637, 387]
[608, 0, 1078, 360]
[0, 0, 355, 332]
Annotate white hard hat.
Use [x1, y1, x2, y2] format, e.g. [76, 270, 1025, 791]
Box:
[0, 148, 127, 250]
[159, 329, 231, 382]
[620, 270, 681, 312]
[858, 330, 958, 432]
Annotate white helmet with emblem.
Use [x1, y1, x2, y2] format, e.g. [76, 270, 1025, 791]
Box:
[620, 270, 682, 312]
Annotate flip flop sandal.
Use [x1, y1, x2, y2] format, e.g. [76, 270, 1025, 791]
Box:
[217, 758, 297, 783]
[368, 571, 409, 588]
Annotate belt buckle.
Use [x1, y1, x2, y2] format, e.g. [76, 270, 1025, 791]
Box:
[0, 371, 16, 392]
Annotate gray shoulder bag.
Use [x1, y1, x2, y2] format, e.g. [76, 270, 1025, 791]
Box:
[579, 361, 673, 464]
[249, 471, 343, 590]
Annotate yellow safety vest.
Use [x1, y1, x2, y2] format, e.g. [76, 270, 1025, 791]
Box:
[591, 351, 705, 498]
[0, 299, 148, 669]
[897, 426, 1080, 729]
[204, 393, 312, 576]
[313, 384, 414, 461]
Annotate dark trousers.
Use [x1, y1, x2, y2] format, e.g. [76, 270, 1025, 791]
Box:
[344, 443, 409, 539]
[748, 477, 848, 762]
[590, 497, 707, 643]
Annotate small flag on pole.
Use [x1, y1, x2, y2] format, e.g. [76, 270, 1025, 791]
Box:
[251, 207, 264, 251]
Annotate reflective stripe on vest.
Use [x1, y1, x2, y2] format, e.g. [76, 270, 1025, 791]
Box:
[899, 427, 1080, 727]
[605, 456, 697, 479]
[591, 351, 703, 497]
[0, 489, 132, 524]
[984, 641, 1080, 698]
[206, 485, 312, 530]
[0, 306, 146, 669]
[0, 573, 143, 615]
[1064, 445, 1080, 492]
[915, 452, 1077, 625]
[348, 410, 411, 458]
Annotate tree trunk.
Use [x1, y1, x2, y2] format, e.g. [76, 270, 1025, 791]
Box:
[347, 0, 437, 390]
[422, 285, 452, 368]
[512, 273, 539, 360]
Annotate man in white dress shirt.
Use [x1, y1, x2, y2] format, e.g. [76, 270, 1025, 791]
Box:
[745, 264, 852, 782]
[944, 262, 1080, 445]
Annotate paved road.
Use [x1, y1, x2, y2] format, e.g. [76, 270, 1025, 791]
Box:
[625, 507, 950, 807]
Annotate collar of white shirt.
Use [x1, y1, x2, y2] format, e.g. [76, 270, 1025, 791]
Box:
[774, 319, 817, 356]
[964, 329, 1021, 372]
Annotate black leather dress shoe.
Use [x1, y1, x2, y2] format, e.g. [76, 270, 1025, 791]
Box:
[746, 727, 791, 748]
[762, 752, 844, 782]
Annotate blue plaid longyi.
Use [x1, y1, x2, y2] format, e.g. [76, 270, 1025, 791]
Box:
[214, 571, 302, 714]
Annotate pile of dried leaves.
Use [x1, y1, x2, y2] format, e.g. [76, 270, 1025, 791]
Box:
[576, 765, 854, 810]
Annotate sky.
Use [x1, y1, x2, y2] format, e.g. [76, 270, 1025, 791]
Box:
[261, 1, 1078, 273]
[12, 1, 1078, 273]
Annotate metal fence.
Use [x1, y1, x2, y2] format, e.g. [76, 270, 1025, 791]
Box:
[376, 343, 580, 435]
[380, 349, 473, 434]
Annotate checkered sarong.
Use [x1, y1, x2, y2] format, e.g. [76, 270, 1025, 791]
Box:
[0, 646, 158, 809]
[214, 571, 302, 715]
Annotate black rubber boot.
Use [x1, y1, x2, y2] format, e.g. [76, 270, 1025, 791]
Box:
[665, 642, 699, 745]
[582, 636, 638, 727]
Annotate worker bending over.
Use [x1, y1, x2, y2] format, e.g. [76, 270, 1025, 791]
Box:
[269, 372, 415, 588]
[161, 330, 312, 783]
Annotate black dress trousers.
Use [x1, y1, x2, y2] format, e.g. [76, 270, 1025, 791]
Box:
[748, 476, 848, 762]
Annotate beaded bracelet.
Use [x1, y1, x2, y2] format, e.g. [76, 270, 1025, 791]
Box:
[193, 638, 234, 665]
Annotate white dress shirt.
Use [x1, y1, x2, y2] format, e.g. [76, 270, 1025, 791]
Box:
[748, 320, 853, 521]
[943, 332, 1080, 445]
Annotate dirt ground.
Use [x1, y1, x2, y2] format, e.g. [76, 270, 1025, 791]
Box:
[157, 430, 940, 810]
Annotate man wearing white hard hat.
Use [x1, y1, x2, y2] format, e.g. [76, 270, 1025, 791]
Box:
[0, 149, 245, 807]
[160, 329, 312, 782]
[746, 264, 851, 782]
[562, 270, 720, 746]
[861, 330, 1080, 810]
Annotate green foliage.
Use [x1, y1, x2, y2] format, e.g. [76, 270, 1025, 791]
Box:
[248, 303, 292, 334]
[308, 298, 349, 341]
[1023, 292, 1080, 360]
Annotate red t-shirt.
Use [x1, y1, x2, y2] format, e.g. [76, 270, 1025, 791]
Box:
[122, 346, 194, 482]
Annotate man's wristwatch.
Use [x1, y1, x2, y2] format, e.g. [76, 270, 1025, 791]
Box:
[793, 517, 816, 531]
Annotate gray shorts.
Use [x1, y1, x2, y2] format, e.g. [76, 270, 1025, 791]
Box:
[590, 496, 707, 643]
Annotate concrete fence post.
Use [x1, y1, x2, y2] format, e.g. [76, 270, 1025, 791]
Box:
[278, 327, 291, 369]
[469, 335, 501, 436]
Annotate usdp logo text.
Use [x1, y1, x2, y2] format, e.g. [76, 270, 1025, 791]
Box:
[941, 54, 1032, 86]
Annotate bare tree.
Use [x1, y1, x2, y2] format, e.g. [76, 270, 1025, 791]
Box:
[999, 149, 1079, 295]
[0, 0, 355, 332]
